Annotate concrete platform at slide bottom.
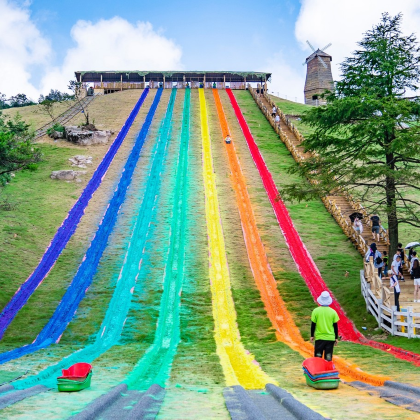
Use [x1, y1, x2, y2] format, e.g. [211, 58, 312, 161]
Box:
[347, 380, 420, 413]
[223, 383, 328, 420]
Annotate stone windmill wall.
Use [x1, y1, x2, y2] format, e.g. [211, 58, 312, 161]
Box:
[304, 50, 333, 105]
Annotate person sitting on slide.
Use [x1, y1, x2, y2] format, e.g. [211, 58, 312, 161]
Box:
[225, 135, 231, 144]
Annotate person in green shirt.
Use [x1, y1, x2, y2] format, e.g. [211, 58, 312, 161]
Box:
[310, 291, 339, 361]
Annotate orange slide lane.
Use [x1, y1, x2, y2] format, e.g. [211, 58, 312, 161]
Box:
[212, 89, 387, 386]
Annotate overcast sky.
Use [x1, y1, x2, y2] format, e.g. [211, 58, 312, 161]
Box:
[1, 0, 420, 102]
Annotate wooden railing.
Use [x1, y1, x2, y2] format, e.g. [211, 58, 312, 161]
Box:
[361, 258, 420, 337]
[248, 85, 388, 256]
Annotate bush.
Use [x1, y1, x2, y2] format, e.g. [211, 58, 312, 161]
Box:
[46, 124, 65, 136]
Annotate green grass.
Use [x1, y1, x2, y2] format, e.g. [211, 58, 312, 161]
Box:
[268, 94, 314, 137]
[0, 144, 82, 332]
[268, 94, 311, 115]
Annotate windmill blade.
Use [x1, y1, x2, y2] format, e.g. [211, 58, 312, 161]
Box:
[321, 42, 332, 51]
[306, 40, 316, 52]
[317, 55, 328, 69]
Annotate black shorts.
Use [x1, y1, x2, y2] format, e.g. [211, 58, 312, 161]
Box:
[314, 339, 335, 361]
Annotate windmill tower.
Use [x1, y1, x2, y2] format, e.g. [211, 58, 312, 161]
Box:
[303, 41, 333, 105]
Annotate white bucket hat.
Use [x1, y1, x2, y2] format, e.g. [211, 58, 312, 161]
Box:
[317, 291, 333, 306]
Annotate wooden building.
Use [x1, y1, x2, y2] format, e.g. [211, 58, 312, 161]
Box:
[74, 71, 272, 95]
[304, 50, 333, 105]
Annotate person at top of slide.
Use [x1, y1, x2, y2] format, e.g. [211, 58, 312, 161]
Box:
[310, 291, 339, 361]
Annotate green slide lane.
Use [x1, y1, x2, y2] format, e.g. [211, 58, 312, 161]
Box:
[125, 88, 190, 390]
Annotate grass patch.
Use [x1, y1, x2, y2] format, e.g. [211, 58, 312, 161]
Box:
[0, 144, 81, 312]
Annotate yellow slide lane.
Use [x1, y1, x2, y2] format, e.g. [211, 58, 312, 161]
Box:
[199, 89, 275, 389]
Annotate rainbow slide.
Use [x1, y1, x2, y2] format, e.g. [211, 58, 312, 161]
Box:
[0, 88, 174, 390]
[1, 89, 420, 419]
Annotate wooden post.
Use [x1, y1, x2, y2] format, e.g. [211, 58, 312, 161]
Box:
[100, 74, 103, 88]
[223, 75, 226, 89]
[163, 75, 165, 89]
[377, 299, 383, 328]
[183, 75, 186, 88]
[120, 74, 123, 91]
[79, 73, 82, 83]
[203, 74, 206, 88]
[143, 75, 146, 88]
[244, 77, 246, 90]
[408, 307, 413, 338]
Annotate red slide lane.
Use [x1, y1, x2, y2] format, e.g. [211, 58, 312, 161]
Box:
[226, 88, 420, 366]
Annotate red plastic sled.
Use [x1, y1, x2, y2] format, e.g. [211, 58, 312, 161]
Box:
[302, 357, 338, 376]
[58, 363, 92, 380]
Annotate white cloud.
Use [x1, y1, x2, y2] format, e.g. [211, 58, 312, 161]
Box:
[40, 17, 183, 94]
[0, 0, 51, 99]
[295, 0, 420, 80]
[262, 53, 306, 103]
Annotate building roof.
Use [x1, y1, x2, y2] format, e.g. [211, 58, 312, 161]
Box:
[305, 49, 332, 63]
[74, 70, 272, 83]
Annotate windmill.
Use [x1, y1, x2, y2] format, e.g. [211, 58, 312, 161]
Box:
[303, 40, 333, 105]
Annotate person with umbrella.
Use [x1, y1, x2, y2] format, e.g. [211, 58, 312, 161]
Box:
[349, 212, 363, 235]
[353, 217, 363, 235]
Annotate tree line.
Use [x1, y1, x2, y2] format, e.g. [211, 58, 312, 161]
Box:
[0, 89, 74, 110]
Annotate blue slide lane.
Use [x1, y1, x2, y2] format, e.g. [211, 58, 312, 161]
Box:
[0, 88, 150, 339]
[0, 89, 162, 365]
[7, 88, 176, 391]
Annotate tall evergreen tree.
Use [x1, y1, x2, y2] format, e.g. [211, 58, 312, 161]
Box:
[281, 13, 420, 253]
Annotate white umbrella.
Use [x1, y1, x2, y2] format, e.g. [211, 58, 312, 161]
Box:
[405, 241, 420, 249]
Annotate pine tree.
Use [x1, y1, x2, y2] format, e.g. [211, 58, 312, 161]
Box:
[281, 13, 420, 254]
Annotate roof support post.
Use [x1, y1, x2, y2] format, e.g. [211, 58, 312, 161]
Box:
[244, 76, 246, 90]
[100, 74, 103, 88]
[79, 73, 82, 83]
[120, 74, 123, 91]
[183, 74, 186, 88]
[143, 75, 146, 88]
[203, 74, 206, 88]
[163, 75, 165, 88]
[223, 75, 226, 89]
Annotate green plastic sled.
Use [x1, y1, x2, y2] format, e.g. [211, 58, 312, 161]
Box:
[57, 371, 92, 392]
[304, 373, 339, 390]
